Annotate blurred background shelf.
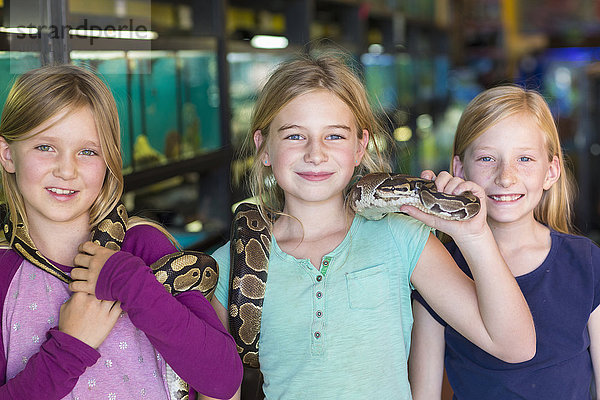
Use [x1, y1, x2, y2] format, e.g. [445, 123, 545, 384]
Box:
[0, 0, 598, 249]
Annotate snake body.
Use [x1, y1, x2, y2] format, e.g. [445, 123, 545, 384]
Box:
[1, 203, 218, 400]
[350, 173, 481, 221]
[229, 173, 481, 371]
[229, 203, 271, 369]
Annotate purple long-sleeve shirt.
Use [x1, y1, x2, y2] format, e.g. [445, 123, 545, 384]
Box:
[0, 224, 242, 399]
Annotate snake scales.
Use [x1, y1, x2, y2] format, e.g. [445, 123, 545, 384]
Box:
[1, 202, 218, 400]
[229, 173, 481, 371]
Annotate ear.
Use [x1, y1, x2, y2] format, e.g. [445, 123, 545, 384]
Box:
[452, 155, 465, 178]
[355, 129, 369, 165]
[253, 130, 270, 166]
[0, 137, 15, 173]
[543, 155, 561, 190]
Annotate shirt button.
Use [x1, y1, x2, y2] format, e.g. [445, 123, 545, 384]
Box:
[316, 275, 323, 282]
[314, 331, 321, 339]
[316, 291, 323, 299]
[316, 310, 323, 318]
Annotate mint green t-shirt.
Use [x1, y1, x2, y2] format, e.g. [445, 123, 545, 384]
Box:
[212, 213, 431, 399]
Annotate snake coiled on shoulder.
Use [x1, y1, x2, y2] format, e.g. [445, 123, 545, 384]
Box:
[1, 202, 218, 400]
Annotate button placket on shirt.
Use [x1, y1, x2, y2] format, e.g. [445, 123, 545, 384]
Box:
[311, 258, 329, 354]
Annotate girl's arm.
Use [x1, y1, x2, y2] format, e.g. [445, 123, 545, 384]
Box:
[0, 328, 101, 399]
[70, 225, 243, 399]
[588, 306, 600, 398]
[409, 300, 445, 400]
[0, 251, 117, 399]
[198, 298, 242, 400]
[406, 176, 535, 363]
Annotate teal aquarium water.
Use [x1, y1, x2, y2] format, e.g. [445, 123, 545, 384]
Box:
[361, 53, 398, 113]
[228, 52, 289, 147]
[71, 50, 221, 172]
[0, 53, 41, 113]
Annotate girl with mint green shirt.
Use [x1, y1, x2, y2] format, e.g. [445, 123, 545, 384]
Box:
[207, 54, 536, 399]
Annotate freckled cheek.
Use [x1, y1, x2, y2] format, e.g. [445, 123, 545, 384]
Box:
[464, 165, 495, 187]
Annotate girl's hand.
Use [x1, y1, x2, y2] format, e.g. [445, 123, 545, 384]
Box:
[70, 241, 117, 296]
[400, 170, 489, 243]
[59, 292, 122, 349]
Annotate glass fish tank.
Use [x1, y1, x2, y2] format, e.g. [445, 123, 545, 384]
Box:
[228, 50, 290, 193]
[228, 51, 289, 147]
[0, 52, 41, 111]
[71, 49, 221, 173]
[361, 52, 398, 113]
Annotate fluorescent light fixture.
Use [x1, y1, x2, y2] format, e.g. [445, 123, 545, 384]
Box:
[70, 29, 158, 40]
[0, 26, 157, 40]
[127, 50, 172, 59]
[70, 51, 127, 60]
[0, 27, 38, 35]
[250, 35, 288, 49]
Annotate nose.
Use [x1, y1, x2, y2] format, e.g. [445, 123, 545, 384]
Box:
[304, 139, 328, 165]
[494, 161, 517, 187]
[53, 153, 77, 180]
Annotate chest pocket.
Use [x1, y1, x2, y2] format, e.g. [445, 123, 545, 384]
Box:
[346, 264, 389, 309]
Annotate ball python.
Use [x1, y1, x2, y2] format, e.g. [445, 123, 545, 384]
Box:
[0, 202, 218, 400]
[349, 173, 481, 221]
[229, 173, 481, 372]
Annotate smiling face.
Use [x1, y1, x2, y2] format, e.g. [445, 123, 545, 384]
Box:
[0, 106, 107, 230]
[255, 89, 368, 209]
[454, 113, 560, 227]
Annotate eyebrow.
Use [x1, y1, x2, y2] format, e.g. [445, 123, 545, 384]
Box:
[472, 145, 538, 152]
[276, 124, 352, 132]
[33, 133, 101, 148]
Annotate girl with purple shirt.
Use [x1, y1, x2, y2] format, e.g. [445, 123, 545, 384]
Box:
[0, 65, 242, 399]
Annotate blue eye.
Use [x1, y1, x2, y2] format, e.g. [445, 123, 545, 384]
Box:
[479, 156, 492, 162]
[285, 134, 302, 140]
[519, 156, 531, 162]
[326, 134, 343, 140]
[36, 145, 52, 152]
[80, 149, 98, 156]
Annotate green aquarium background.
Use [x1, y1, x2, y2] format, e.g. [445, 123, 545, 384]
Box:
[71, 50, 221, 172]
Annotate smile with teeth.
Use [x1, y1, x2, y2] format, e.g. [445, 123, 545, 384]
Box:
[47, 187, 77, 195]
[489, 194, 523, 202]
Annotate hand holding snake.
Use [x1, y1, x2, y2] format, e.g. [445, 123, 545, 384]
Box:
[70, 241, 117, 296]
[397, 171, 489, 240]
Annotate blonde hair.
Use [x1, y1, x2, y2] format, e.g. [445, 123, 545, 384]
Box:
[0, 64, 123, 241]
[246, 52, 391, 220]
[451, 85, 575, 233]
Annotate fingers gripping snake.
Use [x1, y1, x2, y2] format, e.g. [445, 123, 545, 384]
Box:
[229, 173, 481, 371]
[1, 202, 218, 400]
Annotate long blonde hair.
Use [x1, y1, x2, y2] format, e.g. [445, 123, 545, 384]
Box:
[451, 85, 575, 233]
[0, 64, 123, 242]
[246, 52, 391, 221]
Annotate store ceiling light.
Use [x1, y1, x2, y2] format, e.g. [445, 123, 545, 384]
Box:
[0, 27, 38, 34]
[70, 29, 158, 40]
[250, 35, 288, 49]
[0, 27, 158, 40]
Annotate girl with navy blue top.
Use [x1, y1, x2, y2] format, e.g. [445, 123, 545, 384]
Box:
[410, 85, 600, 399]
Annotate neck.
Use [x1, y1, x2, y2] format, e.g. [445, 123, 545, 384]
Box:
[275, 195, 353, 243]
[27, 218, 91, 266]
[488, 216, 548, 250]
